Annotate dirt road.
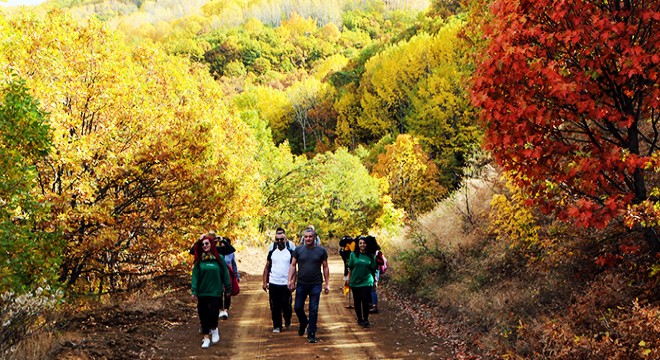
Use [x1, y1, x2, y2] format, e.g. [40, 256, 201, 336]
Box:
[154, 255, 453, 359]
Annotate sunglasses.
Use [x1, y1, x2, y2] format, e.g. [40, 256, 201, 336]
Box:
[202, 242, 211, 246]
[275, 237, 285, 242]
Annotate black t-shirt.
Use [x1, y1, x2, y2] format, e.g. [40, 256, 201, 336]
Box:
[293, 245, 328, 285]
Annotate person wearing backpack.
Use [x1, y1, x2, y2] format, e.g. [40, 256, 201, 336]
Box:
[365, 235, 384, 314]
[339, 236, 356, 308]
[217, 237, 239, 319]
[268, 227, 296, 252]
[262, 231, 296, 333]
[191, 234, 231, 348]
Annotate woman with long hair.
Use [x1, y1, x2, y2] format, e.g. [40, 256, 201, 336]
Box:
[346, 236, 377, 327]
[191, 234, 231, 348]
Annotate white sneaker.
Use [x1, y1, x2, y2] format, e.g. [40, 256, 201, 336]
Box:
[211, 328, 220, 343]
[201, 338, 210, 348]
[219, 310, 229, 319]
[272, 327, 281, 333]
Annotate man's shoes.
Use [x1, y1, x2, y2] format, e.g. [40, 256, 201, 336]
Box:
[362, 321, 370, 328]
[298, 322, 307, 336]
[219, 310, 229, 319]
[284, 321, 291, 330]
[211, 328, 220, 343]
[369, 305, 379, 313]
[358, 320, 365, 326]
[201, 338, 211, 348]
[307, 331, 317, 343]
[272, 327, 281, 333]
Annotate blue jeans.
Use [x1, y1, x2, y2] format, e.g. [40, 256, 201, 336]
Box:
[294, 283, 322, 332]
[371, 270, 380, 305]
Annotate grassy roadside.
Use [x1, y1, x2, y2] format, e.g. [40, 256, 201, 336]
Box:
[384, 169, 660, 358]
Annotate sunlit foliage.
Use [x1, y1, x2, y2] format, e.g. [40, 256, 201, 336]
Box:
[0, 10, 260, 292]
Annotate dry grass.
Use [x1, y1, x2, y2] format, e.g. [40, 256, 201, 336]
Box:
[405, 165, 498, 252]
[4, 328, 58, 360]
[394, 176, 660, 359]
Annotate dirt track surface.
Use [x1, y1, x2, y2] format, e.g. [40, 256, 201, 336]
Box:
[53, 255, 476, 359]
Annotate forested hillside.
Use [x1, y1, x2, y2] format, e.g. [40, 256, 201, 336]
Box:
[2, 0, 660, 359]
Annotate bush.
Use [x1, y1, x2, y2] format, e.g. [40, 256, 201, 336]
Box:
[1, 285, 63, 356]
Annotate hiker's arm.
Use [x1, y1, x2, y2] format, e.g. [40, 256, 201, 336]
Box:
[322, 258, 330, 294]
[288, 257, 298, 291]
[262, 260, 271, 291]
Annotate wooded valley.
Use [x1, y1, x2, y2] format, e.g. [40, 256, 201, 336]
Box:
[1, 0, 659, 358]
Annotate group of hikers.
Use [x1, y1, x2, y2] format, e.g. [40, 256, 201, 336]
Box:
[190, 225, 387, 349]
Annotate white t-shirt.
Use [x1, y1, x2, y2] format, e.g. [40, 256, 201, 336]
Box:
[268, 248, 292, 286]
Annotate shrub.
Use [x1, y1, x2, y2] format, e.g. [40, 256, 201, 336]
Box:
[0, 285, 63, 356]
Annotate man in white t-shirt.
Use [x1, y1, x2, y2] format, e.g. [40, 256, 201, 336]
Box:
[262, 232, 295, 332]
[268, 227, 296, 252]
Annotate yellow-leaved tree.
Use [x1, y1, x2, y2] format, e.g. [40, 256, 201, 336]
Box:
[358, 18, 481, 187]
[0, 10, 260, 293]
[372, 134, 446, 220]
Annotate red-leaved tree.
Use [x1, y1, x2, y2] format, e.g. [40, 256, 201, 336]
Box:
[472, 0, 660, 250]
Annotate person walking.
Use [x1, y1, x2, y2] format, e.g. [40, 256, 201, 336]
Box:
[191, 234, 231, 348]
[298, 225, 321, 246]
[347, 236, 377, 328]
[339, 235, 356, 308]
[262, 232, 295, 333]
[365, 235, 383, 314]
[217, 236, 239, 319]
[288, 228, 330, 343]
[269, 227, 296, 252]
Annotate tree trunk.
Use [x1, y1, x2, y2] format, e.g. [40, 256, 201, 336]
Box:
[643, 226, 660, 253]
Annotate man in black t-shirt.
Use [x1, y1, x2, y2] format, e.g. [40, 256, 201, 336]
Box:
[287, 228, 330, 344]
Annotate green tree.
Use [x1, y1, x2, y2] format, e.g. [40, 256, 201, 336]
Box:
[0, 78, 62, 293]
[313, 148, 383, 237]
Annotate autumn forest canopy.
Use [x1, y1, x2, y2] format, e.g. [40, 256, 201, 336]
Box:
[3, 0, 660, 358]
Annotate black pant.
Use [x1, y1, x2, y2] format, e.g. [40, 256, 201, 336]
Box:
[221, 293, 231, 310]
[197, 296, 221, 334]
[269, 284, 292, 329]
[351, 286, 372, 323]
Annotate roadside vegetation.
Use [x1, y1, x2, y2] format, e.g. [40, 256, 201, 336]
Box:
[1, 0, 659, 359]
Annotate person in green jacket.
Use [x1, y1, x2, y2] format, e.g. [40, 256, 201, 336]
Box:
[192, 234, 231, 348]
[346, 236, 377, 328]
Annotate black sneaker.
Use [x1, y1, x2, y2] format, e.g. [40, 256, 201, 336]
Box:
[285, 320, 291, 330]
[357, 320, 365, 326]
[298, 322, 307, 336]
[369, 306, 379, 314]
[307, 331, 317, 343]
[362, 321, 370, 328]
